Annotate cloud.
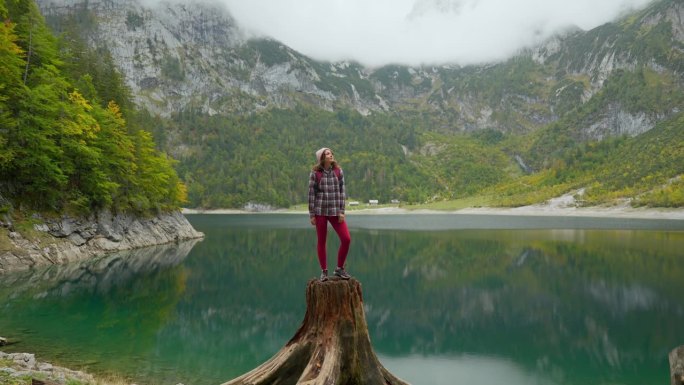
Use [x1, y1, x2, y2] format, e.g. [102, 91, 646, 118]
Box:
[219, 0, 656, 67]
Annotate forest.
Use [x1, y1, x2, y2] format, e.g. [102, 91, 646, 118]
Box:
[0, 0, 186, 214]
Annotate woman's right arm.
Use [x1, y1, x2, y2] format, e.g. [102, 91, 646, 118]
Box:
[308, 171, 316, 220]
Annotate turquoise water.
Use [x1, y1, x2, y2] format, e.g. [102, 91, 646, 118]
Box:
[1, 213, 683, 385]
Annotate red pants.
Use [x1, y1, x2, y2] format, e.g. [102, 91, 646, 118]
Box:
[315, 215, 351, 270]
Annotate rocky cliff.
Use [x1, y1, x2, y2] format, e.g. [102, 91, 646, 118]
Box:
[0, 210, 203, 274]
[36, 0, 684, 136]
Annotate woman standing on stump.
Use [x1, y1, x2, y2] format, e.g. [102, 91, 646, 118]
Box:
[309, 147, 352, 282]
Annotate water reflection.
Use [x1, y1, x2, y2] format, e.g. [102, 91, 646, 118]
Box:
[1, 215, 682, 385]
[379, 354, 559, 385]
[0, 239, 201, 380]
[0, 239, 200, 295]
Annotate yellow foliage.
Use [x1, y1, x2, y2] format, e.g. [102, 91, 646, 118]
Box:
[68, 89, 93, 111]
[175, 181, 188, 205]
[107, 100, 126, 125]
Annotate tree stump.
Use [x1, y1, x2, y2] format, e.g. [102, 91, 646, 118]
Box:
[222, 278, 409, 385]
[671, 345, 684, 385]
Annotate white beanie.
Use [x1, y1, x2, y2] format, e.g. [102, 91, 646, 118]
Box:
[315, 147, 330, 162]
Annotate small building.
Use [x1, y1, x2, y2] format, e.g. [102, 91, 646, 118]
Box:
[368, 200, 379, 205]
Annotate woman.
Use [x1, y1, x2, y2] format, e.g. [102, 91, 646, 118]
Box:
[308, 147, 352, 282]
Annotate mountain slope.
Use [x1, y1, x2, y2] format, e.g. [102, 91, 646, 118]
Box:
[33, 0, 684, 208]
[37, 0, 684, 131]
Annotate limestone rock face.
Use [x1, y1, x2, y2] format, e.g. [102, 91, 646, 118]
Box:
[224, 278, 409, 385]
[0, 210, 203, 274]
[36, 0, 684, 137]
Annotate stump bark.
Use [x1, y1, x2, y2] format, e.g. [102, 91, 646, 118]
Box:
[222, 278, 409, 385]
[671, 345, 684, 385]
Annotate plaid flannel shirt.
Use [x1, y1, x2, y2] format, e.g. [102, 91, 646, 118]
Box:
[308, 167, 346, 217]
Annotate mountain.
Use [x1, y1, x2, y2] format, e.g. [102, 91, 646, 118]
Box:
[33, 0, 684, 208]
[37, 0, 684, 132]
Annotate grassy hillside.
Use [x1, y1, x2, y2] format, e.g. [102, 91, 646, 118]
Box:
[487, 111, 684, 207]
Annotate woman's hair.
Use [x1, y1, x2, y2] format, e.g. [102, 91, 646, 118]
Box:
[312, 149, 339, 171]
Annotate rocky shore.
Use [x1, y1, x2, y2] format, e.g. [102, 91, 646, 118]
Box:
[0, 210, 204, 274]
[0, 239, 200, 385]
[0, 348, 186, 385]
[0, 351, 97, 385]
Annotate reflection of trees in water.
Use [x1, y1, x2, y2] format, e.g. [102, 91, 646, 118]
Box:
[0, 239, 200, 381]
[150, 225, 684, 384]
[153, 227, 312, 381]
[2, 221, 682, 385]
[357, 231, 684, 385]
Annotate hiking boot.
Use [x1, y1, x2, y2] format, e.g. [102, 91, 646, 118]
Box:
[334, 267, 351, 280]
[320, 269, 329, 282]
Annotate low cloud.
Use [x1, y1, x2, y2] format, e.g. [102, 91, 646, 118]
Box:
[219, 0, 655, 67]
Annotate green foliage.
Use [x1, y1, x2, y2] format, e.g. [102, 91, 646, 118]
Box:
[169, 106, 429, 208]
[313, 67, 376, 101]
[525, 64, 684, 171]
[125, 10, 144, 30]
[408, 132, 517, 198]
[550, 77, 587, 116]
[0, 8, 25, 169]
[0, 0, 186, 214]
[636, 177, 684, 207]
[0, 371, 32, 385]
[490, 111, 684, 207]
[161, 55, 184, 81]
[580, 112, 684, 204]
[239, 39, 291, 67]
[155, 104, 520, 209]
[155, 80, 683, 209]
[370, 65, 424, 90]
[56, 24, 134, 114]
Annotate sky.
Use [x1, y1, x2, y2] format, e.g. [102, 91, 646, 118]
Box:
[219, 0, 656, 67]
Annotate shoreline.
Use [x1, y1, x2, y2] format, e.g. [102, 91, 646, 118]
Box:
[182, 206, 684, 220]
[0, 350, 104, 385]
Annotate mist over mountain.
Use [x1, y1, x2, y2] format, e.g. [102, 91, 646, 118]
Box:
[220, 0, 656, 66]
[33, 0, 684, 209]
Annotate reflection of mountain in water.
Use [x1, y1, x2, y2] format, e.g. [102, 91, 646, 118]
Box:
[0, 239, 201, 297]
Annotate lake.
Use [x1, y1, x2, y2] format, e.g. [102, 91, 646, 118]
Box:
[1, 213, 683, 385]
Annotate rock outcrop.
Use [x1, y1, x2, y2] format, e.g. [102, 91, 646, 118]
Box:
[223, 278, 408, 385]
[0, 210, 203, 274]
[671, 345, 684, 385]
[0, 352, 96, 385]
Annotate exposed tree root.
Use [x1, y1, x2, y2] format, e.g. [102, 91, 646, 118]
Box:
[223, 278, 409, 385]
